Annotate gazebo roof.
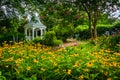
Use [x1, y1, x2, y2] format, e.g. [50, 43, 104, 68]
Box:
[24, 16, 46, 29]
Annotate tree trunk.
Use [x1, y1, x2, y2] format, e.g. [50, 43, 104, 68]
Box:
[93, 10, 98, 38]
[93, 22, 97, 38]
[88, 14, 93, 39]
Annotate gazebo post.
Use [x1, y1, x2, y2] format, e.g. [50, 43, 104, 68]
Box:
[40, 28, 42, 38]
[32, 28, 35, 40]
[29, 29, 31, 40]
[36, 29, 38, 37]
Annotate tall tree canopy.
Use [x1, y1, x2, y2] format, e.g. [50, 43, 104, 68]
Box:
[73, 0, 120, 38]
[0, 0, 120, 39]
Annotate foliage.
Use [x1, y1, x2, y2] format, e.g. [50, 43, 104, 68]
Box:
[90, 35, 120, 50]
[97, 25, 112, 36]
[112, 20, 120, 29]
[74, 0, 120, 38]
[0, 32, 25, 45]
[32, 37, 43, 44]
[53, 39, 63, 46]
[53, 24, 74, 42]
[40, 0, 89, 31]
[42, 31, 62, 46]
[0, 0, 120, 41]
[74, 25, 118, 40]
[75, 25, 88, 33]
[0, 41, 120, 80]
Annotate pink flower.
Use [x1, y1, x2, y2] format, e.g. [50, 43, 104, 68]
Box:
[112, 34, 115, 36]
[74, 43, 78, 46]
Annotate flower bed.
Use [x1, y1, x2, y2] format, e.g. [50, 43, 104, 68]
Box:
[0, 41, 120, 80]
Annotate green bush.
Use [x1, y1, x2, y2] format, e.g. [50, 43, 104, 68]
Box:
[53, 24, 74, 42]
[42, 31, 62, 46]
[75, 25, 88, 33]
[53, 39, 63, 46]
[90, 35, 120, 50]
[0, 32, 25, 45]
[112, 20, 120, 29]
[32, 37, 43, 44]
[74, 25, 113, 40]
[97, 25, 112, 36]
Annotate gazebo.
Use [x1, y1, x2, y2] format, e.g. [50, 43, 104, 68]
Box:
[24, 15, 46, 40]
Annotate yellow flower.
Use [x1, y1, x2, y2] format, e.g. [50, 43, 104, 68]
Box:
[104, 71, 108, 76]
[93, 46, 97, 49]
[79, 75, 84, 80]
[2, 57, 14, 62]
[25, 56, 29, 59]
[5, 65, 9, 68]
[26, 66, 31, 71]
[67, 69, 71, 75]
[33, 59, 39, 63]
[0, 48, 3, 53]
[15, 58, 23, 64]
[54, 69, 59, 72]
[57, 48, 63, 52]
[53, 62, 57, 66]
[105, 48, 111, 53]
[84, 68, 89, 72]
[107, 77, 112, 80]
[86, 62, 92, 67]
[41, 67, 45, 71]
[36, 43, 42, 47]
[117, 43, 120, 47]
[73, 62, 80, 67]
[91, 60, 96, 63]
[74, 53, 79, 57]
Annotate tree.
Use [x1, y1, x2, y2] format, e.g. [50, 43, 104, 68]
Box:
[74, 0, 120, 38]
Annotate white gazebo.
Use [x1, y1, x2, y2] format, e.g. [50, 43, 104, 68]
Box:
[24, 14, 46, 40]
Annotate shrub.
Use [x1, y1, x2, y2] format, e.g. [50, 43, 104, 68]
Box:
[32, 37, 43, 44]
[53, 24, 74, 42]
[0, 32, 25, 45]
[53, 39, 63, 46]
[90, 35, 120, 50]
[75, 25, 88, 33]
[112, 20, 120, 29]
[97, 25, 112, 36]
[42, 31, 62, 46]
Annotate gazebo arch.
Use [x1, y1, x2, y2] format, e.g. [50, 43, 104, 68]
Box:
[24, 15, 46, 40]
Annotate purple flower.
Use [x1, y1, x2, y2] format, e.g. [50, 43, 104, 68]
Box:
[117, 30, 120, 34]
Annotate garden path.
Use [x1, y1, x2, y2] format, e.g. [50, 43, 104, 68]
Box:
[52, 38, 87, 50]
[60, 38, 87, 48]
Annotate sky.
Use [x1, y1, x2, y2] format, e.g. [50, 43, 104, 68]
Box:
[111, 10, 120, 19]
